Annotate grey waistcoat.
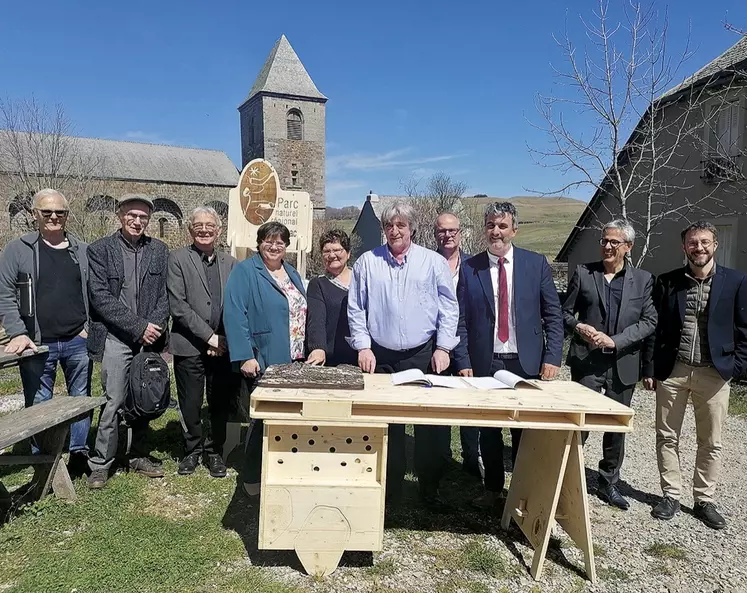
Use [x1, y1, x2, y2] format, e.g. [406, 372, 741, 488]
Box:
[677, 274, 713, 366]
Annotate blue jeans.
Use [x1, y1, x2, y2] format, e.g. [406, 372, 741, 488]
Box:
[19, 334, 93, 454]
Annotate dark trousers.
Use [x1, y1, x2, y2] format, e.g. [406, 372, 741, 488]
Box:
[174, 353, 239, 458]
[572, 360, 634, 487]
[481, 355, 536, 493]
[372, 338, 452, 499]
[460, 426, 481, 476]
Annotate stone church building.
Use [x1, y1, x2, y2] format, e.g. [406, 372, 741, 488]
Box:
[0, 34, 326, 242]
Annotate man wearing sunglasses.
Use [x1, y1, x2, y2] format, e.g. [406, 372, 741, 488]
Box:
[562, 219, 657, 510]
[0, 188, 92, 476]
[86, 194, 170, 488]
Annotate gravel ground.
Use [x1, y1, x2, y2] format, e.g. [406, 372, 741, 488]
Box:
[250, 379, 747, 593]
[0, 394, 23, 417]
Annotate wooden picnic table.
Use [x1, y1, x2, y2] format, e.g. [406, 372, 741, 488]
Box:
[250, 375, 635, 582]
[0, 396, 104, 502]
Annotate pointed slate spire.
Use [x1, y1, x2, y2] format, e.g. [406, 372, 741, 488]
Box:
[245, 35, 327, 102]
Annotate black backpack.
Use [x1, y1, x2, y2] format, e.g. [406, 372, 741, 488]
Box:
[123, 351, 171, 424]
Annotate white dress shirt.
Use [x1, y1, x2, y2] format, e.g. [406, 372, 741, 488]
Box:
[487, 246, 517, 354]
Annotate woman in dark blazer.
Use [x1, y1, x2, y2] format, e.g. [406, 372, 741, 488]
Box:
[305, 229, 357, 367]
[223, 221, 307, 495]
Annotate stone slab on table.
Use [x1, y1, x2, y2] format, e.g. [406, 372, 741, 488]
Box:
[258, 363, 364, 390]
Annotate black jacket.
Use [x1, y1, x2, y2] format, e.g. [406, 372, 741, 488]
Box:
[562, 261, 657, 386]
[87, 232, 170, 361]
[644, 264, 747, 382]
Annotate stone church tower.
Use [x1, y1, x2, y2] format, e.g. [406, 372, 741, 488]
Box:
[239, 35, 327, 216]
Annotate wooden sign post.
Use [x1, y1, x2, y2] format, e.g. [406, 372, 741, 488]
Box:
[227, 159, 313, 277]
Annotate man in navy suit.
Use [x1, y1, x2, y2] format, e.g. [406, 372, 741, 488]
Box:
[644, 221, 747, 530]
[454, 202, 564, 508]
[434, 212, 480, 479]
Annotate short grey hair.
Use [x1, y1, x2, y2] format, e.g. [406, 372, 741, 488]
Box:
[380, 201, 417, 235]
[483, 202, 518, 229]
[32, 188, 68, 209]
[188, 206, 222, 229]
[602, 219, 635, 243]
[433, 211, 460, 230]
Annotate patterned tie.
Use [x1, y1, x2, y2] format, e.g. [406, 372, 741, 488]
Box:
[497, 256, 509, 343]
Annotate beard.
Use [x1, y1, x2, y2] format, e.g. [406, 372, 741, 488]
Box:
[686, 251, 713, 268]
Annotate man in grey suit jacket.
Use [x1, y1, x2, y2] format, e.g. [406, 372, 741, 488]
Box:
[562, 219, 657, 509]
[87, 194, 170, 489]
[168, 206, 238, 478]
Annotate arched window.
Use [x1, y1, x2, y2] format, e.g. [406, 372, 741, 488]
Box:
[158, 217, 167, 238]
[287, 109, 303, 140]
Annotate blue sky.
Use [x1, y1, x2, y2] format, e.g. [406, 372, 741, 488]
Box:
[1, 0, 744, 206]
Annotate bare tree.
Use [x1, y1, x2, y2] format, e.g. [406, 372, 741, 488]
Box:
[530, 0, 747, 265]
[397, 171, 487, 253]
[0, 97, 114, 244]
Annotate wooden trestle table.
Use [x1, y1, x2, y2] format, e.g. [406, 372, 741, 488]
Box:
[250, 375, 635, 581]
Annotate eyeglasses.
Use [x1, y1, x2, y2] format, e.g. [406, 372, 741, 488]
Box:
[322, 247, 346, 257]
[262, 240, 286, 249]
[599, 239, 627, 248]
[192, 223, 217, 232]
[436, 228, 461, 236]
[124, 213, 150, 222]
[686, 239, 714, 249]
[38, 209, 69, 218]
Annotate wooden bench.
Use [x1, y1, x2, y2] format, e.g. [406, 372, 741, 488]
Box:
[0, 396, 104, 502]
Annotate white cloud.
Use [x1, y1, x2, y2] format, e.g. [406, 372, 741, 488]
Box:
[327, 148, 464, 176]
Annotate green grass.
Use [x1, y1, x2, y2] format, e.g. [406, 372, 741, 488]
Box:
[460, 539, 510, 579]
[730, 382, 747, 417]
[644, 542, 688, 560]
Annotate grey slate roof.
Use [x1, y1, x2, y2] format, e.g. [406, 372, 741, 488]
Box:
[662, 35, 747, 99]
[244, 35, 326, 102]
[0, 133, 239, 186]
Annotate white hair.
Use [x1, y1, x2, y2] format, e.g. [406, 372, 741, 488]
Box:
[32, 188, 68, 209]
[602, 219, 635, 243]
[188, 206, 222, 229]
[380, 201, 417, 235]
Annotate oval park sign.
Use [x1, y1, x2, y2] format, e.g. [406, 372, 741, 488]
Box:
[239, 159, 278, 225]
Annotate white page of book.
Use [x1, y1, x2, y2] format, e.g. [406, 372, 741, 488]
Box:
[492, 369, 526, 388]
[424, 374, 468, 389]
[391, 369, 427, 385]
[461, 376, 511, 390]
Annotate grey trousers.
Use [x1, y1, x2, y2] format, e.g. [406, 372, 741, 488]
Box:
[89, 336, 149, 471]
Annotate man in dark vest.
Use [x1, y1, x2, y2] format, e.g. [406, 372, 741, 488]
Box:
[644, 221, 747, 530]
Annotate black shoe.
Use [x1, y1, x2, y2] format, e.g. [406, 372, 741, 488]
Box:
[419, 488, 452, 514]
[87, 468, 108, 489]
[129, 456, 164, 478]
[67, 451, 91, 479]
[597, 484, 629, 510]
[204, 454, 227, 478]
[651, 495, 680, 520]
[694, 501, 726, 530]
[177, 453, 200, 476]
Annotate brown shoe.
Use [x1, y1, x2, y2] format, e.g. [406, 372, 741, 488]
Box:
[87, 468, 109, 489]
[128, 456, 164, 478]
[471, 490, 504, 511]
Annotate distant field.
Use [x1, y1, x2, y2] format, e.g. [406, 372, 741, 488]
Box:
[323, 196, 586, 259]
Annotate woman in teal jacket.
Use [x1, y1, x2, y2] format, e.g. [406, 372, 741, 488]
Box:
[223, 222, 307, 495]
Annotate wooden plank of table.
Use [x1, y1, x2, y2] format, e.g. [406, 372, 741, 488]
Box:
[251, 375, 634, 431]
[0, 345, 50, 369]
[0, 396, 104, 450]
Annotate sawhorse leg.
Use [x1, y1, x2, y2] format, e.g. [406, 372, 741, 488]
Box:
[32, 424, 76, 501]
[501, 430, 596, 583]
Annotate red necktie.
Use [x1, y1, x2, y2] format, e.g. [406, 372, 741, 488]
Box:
[497, 256, 509, 343]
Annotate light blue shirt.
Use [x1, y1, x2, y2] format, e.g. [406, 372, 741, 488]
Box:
[347, 242, 459, 352]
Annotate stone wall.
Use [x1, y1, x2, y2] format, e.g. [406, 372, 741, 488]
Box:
[0, 172, 231, 248]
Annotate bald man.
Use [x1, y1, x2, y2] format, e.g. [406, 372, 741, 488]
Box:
[434, 212, 481, 480]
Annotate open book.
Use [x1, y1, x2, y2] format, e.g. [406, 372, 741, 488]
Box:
[391, 369, 539, 390]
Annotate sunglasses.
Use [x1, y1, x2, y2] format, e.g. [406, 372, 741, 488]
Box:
[38, 209, 69, 218]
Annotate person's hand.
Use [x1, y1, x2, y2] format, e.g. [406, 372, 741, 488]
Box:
[142, 323, 163, 345]
[642, 377, 656, 390]
[431, 349, 450, 374]
[458, 368, 474, 377]
[78, 329, 88, 339]
[592, 332, 616, 350]
[540, 363, 560, 380]
[207, 334, 227, 356]
[4, 334, 37, 355]
[241, 359, 260, 378]
[305, 349, 326, 366]
[358, 349, 376, 374]
[576, 323, 598, 343]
